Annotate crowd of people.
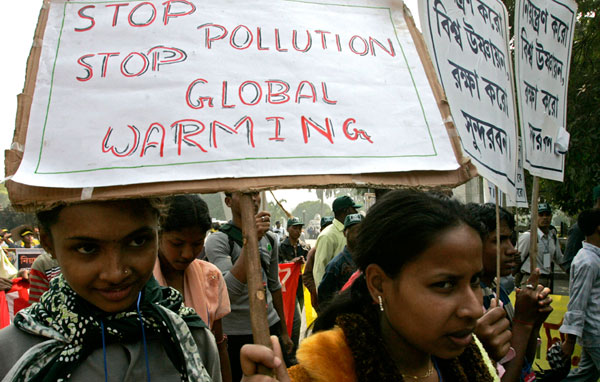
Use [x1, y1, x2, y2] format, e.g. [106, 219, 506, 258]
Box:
[0, 186, 598, 381]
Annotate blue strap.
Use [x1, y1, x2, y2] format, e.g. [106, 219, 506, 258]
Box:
[136, 292, 151, 382]
[100, 320, 108, 382]
[433, 357, 443, 382]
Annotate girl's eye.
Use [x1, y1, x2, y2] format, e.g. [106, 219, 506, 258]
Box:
[471, 274, 482, 287]
[76, 244, 97, 254]
[129, 236, 148, 247]
[433, 281, 454, 290]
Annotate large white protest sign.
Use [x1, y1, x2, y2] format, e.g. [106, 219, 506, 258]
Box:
[419, 0, 518, 198]
[515, 0, 576, 182]
[11, 0, 460, 188]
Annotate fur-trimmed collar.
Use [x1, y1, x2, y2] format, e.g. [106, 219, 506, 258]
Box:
[289, 313, 498, 382]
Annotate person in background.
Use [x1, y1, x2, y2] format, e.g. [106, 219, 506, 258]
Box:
[153, 194, 232, 382]
[204, 191, 292, 381]
[469, 204, 553, 382]
[241, 190, 503, 381]
[518, 203, 564, 288]
[12, 226, 40, 249]
[560, 208, 600, 381]
[28, 251, 61, 304]
[1, 245, 17, 292]
[273, 221, 285, 243]
[280, 218, 310, 263]
[317, 213, 363, 307]
[279, 217, 310, 359]
[563, 185, 600, 274]
[1, 229, 17, 249]
[299, 228, 307, 244]
[0, 199, 223, 381]
[313, 196, 361, 286]
[0, 229, 10, 249]
[302, 217, 334, 313]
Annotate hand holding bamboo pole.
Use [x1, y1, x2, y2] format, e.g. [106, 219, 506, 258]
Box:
[238, 192, 275, 377]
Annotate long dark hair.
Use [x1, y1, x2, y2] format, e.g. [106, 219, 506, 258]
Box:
[466, 203, 515, 237]
[314, 189, 484, 331]
[160, 194, 211, 233]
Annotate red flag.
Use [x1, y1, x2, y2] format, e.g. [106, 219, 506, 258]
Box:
[278, 262, 302, 337]
[0, 278, 30, 329]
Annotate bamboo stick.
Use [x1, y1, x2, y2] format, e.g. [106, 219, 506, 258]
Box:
[238, 192, 274, 377]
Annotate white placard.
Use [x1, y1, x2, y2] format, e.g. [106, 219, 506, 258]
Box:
[491, 137, 528, 208]
[515, 0, 577, 181]
[484, 178, 503, 205]
[11, 0, 460, 188]
[510, 137, 529, 208]
[419, 0, 518, 198]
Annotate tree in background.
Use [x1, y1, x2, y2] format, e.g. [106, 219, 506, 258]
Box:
[292, 201, 333, 225]
[313, 188, 368, 216]
[265, 199, 289, 228]
[200, 193, 227, 221]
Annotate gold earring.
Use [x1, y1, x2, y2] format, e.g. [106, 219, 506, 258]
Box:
[378, 295, 384, 312]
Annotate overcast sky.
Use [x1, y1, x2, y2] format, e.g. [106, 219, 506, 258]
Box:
[0, 0, 419, 207]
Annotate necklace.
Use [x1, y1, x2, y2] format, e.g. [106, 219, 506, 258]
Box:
[400, 360, 434, 380]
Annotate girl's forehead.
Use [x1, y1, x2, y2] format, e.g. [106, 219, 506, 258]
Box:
[53, 201, 158, 236]
[400, 225, 482, 275]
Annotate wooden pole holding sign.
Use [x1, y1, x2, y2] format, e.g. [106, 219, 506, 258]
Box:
[238, 192, 275, 377]
[495, 186, 502, 298]
[529, 177, 540, 275]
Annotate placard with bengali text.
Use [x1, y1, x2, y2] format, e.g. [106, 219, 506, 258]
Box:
[419, 0, 518, 199]
[515, 0, 576, 181]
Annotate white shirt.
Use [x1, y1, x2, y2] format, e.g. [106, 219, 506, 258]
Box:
[560, 242, 600, 347]
[518, 228, 563, 275]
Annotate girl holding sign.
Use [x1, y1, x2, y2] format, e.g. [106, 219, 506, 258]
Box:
[0, 199, 228, 381]
[242, 190, 502, 382]
[153, 194, 232, 382]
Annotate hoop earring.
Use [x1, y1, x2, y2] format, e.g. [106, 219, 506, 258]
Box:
[378, 295, 384, 312]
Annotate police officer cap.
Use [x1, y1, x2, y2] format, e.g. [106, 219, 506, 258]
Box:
[344, 213, 364, 230]
[320, 216, 334, 229]
[287, 217, 303, 227]
[538, 203, 552, 213]
[332, 196, 362, 212]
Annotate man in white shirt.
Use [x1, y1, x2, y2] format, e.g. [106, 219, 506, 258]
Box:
[272, 221, 285, 243]
[560, 208, 600, 381]
[518, 203, 564, 288]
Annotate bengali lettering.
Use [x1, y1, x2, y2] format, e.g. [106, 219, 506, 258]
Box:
[523, 0, 548, 35]
[476, 0, 503, 35]
[448, 60, 480, 99]
[482, 76, 508, 115]
[523, 80, 538, 110]
[551, 15, 569, 46]
[462, 110, 509, 155]
[528, 123, 553, 152]
[535, 40, 565, 84]
[464, 20, 506, 72]
[434, 0, 464, 50]
[541, 89, 559, 118]
[454, 0, 474, 14]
